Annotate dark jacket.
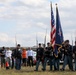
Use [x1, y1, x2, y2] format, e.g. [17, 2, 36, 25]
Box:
[36, 47, 44, 60]
[13, 48, 22, 59]
[0, 49, 6, 57]
[44, 46, 53, 58]
[64, 45, 73, 56]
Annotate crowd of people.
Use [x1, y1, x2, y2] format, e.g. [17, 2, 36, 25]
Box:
[0, 40, 76, 72]
[34, 40, 76, 71]
[0, 44, 35, 70]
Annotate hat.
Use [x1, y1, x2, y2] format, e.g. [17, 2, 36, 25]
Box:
[17, 44, 20, 47]
[65, 40, 69, 43]
[2, 46, 5, 49]
[39, 43, 41, 45]
[47, 42, 50, 45]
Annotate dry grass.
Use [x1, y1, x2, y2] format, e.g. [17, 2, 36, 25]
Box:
[0, 66, 76, 75]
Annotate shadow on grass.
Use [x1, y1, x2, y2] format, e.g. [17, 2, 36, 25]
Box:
[14, 69, 76, 73]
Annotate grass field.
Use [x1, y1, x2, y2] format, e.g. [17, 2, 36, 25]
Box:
[0, 66, 76, 75]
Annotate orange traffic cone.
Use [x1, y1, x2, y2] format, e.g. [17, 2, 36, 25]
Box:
[6, 61, 9, 70]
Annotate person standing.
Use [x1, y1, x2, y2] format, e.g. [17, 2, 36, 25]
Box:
[61, 40, 73, 71]
[34, 43, 44, 71]
[42, 42, 54, 71]
[5, 47, 12, 68]
[0, 47, 6, 68]
[54, 42, 65, 71]
[11, 49, 15, 69]
[73, 41, 76, 71]
[53, 45, 61, 71]
[58, 42, 65, 61]
[13, 44, 22, 70]
[27, 47, 33, 67]
[22, 48, 27, 66]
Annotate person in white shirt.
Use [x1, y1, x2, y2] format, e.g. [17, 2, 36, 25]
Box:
[5, 47, 12, 67]
[27, 47, 33, 67]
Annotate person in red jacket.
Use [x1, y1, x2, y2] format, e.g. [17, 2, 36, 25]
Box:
[22, 48, 27, 66]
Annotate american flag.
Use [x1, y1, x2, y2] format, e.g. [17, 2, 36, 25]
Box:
[50, 3, 56, 48]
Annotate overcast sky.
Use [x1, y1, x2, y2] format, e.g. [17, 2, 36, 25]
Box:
[0, 0, 76, 47]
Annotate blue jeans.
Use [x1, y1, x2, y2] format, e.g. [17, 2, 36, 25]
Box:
[15, 58, 21, 70]
[62, 55, 68, 69]
[54, 58, 60, 70]
[35, 58, 43, 71]
[43, 57, 53, 70]
[62, 55, 73, 70]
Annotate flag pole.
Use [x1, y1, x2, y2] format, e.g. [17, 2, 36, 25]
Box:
[44, 28, 47, 47]
[71, 34, 73, 50]
[15, 35, 17, 47]
[50, 2, 52, 45]
[36, 33, 38, 47]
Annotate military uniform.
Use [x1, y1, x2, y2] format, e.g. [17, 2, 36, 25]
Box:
[61, 44, 73, 71]
[35, 46, 44, 71]
[42, 46, 53, 71]
[53, 45, 61, 71]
